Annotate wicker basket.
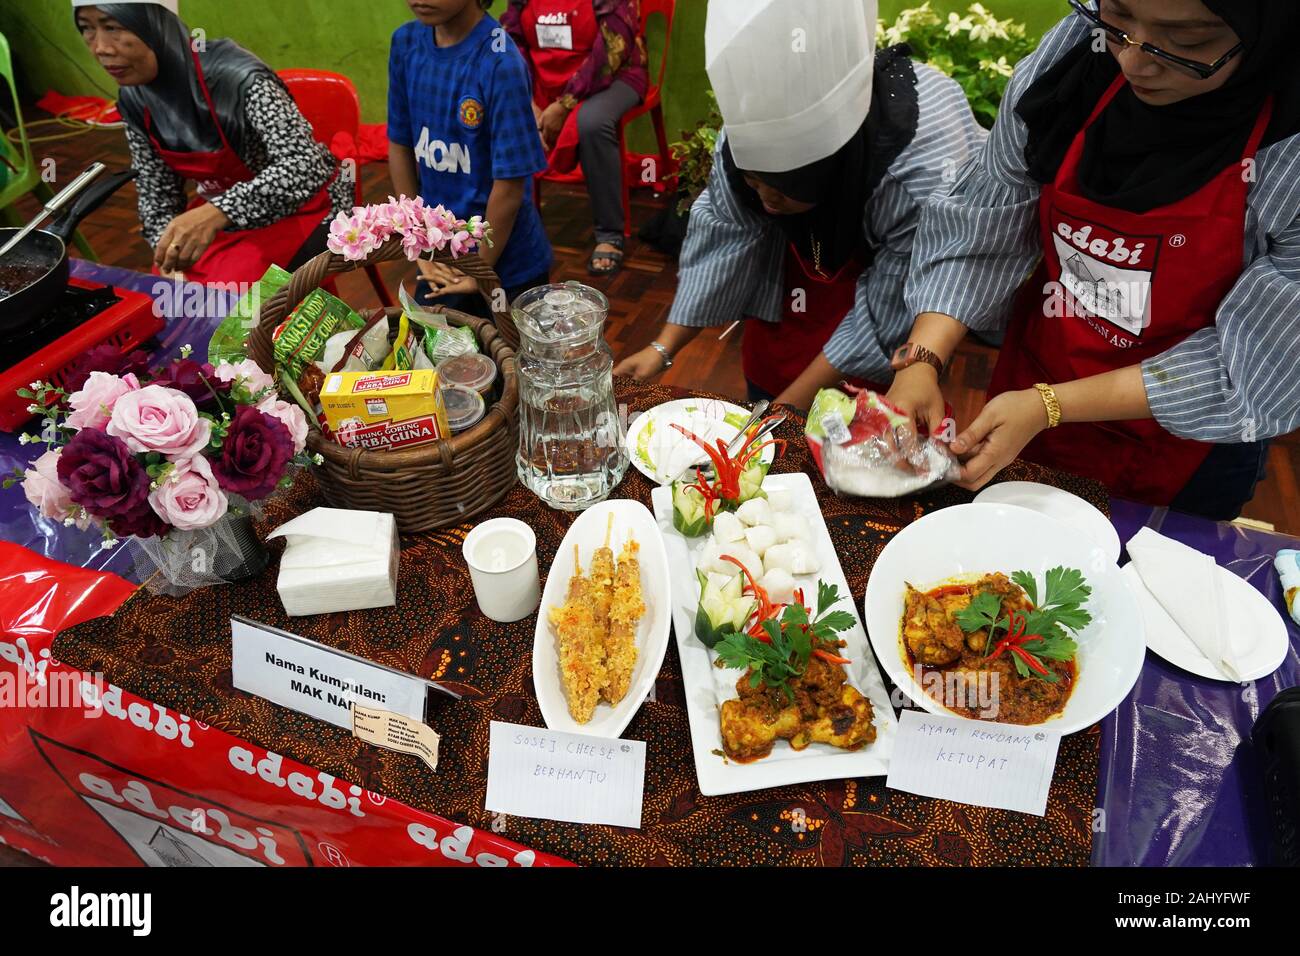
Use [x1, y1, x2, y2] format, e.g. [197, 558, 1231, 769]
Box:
[247, 240, 520, 533]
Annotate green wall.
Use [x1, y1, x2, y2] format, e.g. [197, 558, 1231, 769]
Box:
[1, 1, 1063, 150]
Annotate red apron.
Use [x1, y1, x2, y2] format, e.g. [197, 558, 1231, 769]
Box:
[144, 49, 336, 286]
[987, 76, 1272, 506]
[742, 243, 876, 398]
[522, 0, 599, 107]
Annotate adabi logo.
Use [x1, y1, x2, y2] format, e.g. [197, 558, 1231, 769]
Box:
[228, 746, 366, 818]
[78, 681, 196, 747]
[77, 772, 287, 865]
[1054, 218, 1151, 267]
[353, 373, 411, 393]
[536, 11, 570, 24]
[0, 636, 50, 686]
[407, 821, 536, 867]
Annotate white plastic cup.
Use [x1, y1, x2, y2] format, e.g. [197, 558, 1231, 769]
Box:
[462, 518, 540, 623]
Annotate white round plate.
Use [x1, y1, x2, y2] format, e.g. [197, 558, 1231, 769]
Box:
[532, 499, 671, 738]
[624, 398, 774, 486]
[1121, 562, 1288, 682]
[975, 481, 1122, 566]
[863, 502, 1145, 735]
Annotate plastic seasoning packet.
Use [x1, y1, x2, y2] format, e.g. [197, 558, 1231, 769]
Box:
[1276, 550, 1300, 626]
[804, 386, 960, 498]
[272, 287, 367, 382]
[397, 279, 480, 365]
[207, 264, 291, 365]
[381, 313, 435, 372]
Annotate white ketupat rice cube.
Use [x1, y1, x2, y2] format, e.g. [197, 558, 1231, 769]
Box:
[787, 543, 821, 576]
[760, 568, 796, 605]
[736, 497, 774, 527]
[766, 488, 794, 513]
[744, 524, 778, 557]
[773, 512, 809, 544]
[763, 542, 795, 574]
[718, 544, 763, 579]
[712, 510, 746, 544]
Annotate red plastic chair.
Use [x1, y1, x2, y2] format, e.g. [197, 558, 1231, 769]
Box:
[617, 0, 676, 237]
[534, 0, 677, 238]
[278, 68, 394, 307]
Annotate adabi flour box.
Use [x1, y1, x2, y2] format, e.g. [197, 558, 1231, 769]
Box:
[320, 370, 452, 451]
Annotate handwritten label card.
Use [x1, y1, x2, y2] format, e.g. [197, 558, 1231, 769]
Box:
[485, 721, 645, 829]
[885, 710, 1061, 816]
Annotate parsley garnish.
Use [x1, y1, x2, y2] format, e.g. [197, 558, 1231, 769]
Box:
[715, 582, 855, 702]
[950, 567, 1092, 682]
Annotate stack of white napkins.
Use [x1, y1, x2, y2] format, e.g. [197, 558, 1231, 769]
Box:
[1126, 527, 1241, 681]
[268, 508, 399, 617]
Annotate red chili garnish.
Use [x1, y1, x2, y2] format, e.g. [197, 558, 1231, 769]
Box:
[671, 416, 787, 512]
[985, 610, 1050, 676]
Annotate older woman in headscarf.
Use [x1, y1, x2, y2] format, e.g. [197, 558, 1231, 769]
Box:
[888, 0, 1300, 520]
[73, 1, 352, 283]
[614, 0, 988, 411]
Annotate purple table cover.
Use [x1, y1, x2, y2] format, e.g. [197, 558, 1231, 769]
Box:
[3, 262, 1296, 867]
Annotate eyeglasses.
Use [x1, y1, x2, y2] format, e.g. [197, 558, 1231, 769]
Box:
[1068, 0, 1243, 80]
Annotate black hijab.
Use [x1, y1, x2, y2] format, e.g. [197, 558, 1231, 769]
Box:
[720, 45, 920, 275]
[85, 3, 281, 155]
[1018, 1, 1300, 213]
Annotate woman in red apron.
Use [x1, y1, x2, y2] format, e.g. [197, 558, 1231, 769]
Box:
[889, 0, 1300, 519]
[501, 0, 647, 276]
[75, 2, 347, 285]
[615, 2, 986, 411]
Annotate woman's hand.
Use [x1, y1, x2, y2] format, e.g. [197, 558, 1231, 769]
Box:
[613, 346, 668, 381]
[538, 101, 570, 151]
[155, 204, 230, 275]
[418, 259, 477, 297]
[886, 364, 948, 436]
[951, 389, 1049, 490]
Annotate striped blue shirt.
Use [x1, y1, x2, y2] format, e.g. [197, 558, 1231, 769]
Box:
[905, 16, 1300, 443]
[667, 64, 988, 385]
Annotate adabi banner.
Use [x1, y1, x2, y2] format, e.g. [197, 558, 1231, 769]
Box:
[0, 543, 569, 868]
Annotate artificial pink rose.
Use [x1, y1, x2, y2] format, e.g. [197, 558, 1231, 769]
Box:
[214, 359, 275, 397]
[22, 449, 90, 529]
[148, 455, 229, 532]
[65, 371, 141, 431]
[257, 396, 309, 454]
[106, 385, 211, 458]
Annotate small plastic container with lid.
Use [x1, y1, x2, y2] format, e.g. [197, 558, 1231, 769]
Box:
[437, 352, 497, 397]
[441, 384, 486, 435]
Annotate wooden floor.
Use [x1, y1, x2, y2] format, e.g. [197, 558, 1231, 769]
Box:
[8, 118, 1300, 537]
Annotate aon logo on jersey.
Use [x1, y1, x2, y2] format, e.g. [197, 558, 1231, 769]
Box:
[415, 128, 471, 174]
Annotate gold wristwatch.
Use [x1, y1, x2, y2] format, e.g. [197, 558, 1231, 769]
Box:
[890, 342, 945, 377]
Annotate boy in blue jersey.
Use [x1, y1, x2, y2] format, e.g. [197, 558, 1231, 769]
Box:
[388, 0, 553, 314]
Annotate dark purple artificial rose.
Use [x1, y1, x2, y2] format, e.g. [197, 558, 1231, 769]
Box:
[63, 346, 151, 396]
[210, 405, 294, 500]
[55, 428, 166, 538]
[153, 358, 227, 407]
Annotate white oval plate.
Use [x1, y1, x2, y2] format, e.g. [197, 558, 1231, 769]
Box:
[975, 481, 1122, 566]
[532, 499, 671, 738]
[624, 398, 774, 486]
[863, 502, 1145, 735]
[1121, 562, 1288, 682]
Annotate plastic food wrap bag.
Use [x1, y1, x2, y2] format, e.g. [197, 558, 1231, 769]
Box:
[398, 280, 480, 365]
[805, 387, 960, 498]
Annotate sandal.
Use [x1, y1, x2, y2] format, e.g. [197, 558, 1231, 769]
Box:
[588, 240, 625, 276]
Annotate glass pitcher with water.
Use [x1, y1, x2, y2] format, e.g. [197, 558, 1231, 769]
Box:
[513, 282, 628, 510]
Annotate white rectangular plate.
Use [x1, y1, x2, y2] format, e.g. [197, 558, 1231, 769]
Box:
[651, 472, 897, 796]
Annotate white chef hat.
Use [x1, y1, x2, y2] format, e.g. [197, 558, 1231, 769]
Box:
[72, 0, 181, 14]
[706, 0, 878, 173]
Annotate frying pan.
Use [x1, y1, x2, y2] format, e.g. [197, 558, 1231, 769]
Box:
[0, 167, 138, 333]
